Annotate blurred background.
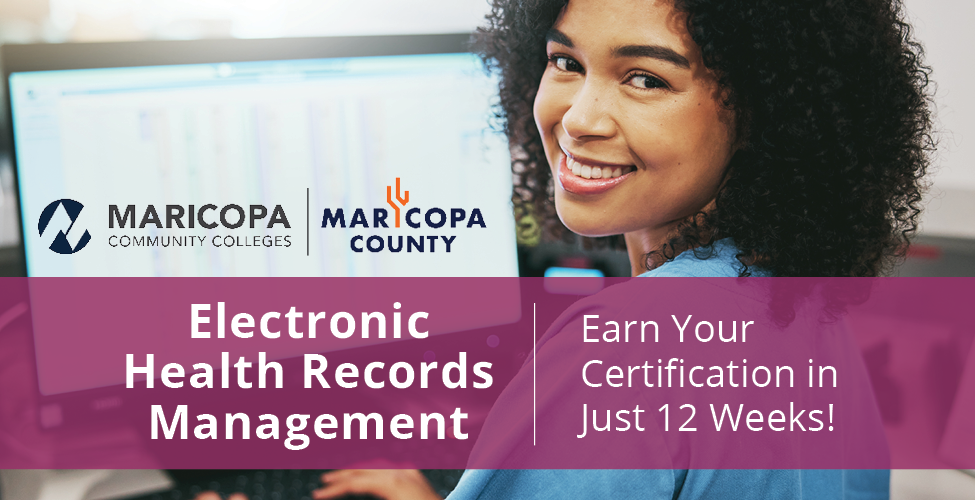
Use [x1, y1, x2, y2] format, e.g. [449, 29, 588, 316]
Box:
[0, 0, 971, 499]
[0, 0, 971, 277]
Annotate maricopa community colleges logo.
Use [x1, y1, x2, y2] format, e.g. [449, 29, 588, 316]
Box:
[38, 199, 92, 254]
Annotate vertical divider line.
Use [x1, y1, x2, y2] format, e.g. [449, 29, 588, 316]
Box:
[306, 188, 310, 257]
[533, 302, 536, 446]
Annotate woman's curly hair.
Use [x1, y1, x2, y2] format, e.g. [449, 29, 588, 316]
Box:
[473, 0, 934, 278]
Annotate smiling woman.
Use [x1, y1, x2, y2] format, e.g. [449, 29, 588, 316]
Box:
[533, 0, 738, 274]
[453, 0, 926, 497]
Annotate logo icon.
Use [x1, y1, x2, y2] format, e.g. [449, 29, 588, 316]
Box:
[38, 199, 91, 254]
[386, 177, 410, 228]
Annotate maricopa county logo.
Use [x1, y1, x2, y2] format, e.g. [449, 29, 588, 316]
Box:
[38, 199, 92, 254]
[321, 177, 486, 253]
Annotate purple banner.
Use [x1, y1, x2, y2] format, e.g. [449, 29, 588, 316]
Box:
[0, 277, 972, 469]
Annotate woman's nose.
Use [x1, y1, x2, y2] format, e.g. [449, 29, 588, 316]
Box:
[560, 81, 617, 140]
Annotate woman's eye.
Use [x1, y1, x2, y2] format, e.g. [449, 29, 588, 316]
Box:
[550, 56, 582, 73]
[627, 74, 667, 90]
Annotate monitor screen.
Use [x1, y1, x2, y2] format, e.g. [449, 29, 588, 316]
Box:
[10, 52, 517, 277]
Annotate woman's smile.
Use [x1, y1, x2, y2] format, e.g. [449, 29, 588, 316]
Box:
[558, 149, 637, 195]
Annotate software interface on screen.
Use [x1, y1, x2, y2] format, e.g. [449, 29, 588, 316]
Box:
[10, 53, 518, 277]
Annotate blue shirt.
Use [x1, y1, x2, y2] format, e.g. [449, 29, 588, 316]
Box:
[637, 238, 760, 278]
[448, 240, 889, 500]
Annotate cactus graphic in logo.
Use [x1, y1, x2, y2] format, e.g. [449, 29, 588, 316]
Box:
[38, 199, 91, 254]
[386, 177, 410, 228]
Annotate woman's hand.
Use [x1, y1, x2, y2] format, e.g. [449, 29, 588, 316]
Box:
[313, 469, 442, 500]
[193, 469, 443, 500]
[196, 493, 247, 500]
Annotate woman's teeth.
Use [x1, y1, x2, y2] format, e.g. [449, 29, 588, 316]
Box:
[566, 156, 631, 179]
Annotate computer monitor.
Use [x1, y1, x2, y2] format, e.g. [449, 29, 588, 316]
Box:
[1, 36, 521, 430]
[3, 34, 518, 278]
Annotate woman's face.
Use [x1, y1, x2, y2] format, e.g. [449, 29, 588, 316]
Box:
[534, 0, 736, 242]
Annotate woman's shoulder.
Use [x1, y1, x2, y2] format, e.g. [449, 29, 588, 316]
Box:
[638, 238, 770, 278]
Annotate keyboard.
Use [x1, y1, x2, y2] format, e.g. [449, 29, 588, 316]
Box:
[128, 469, 465, 500]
